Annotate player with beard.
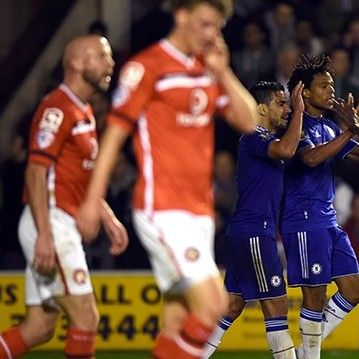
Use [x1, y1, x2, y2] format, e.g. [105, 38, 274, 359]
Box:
[204, 81, 304, 359]
[282, 53, 359, 359]
[0, 35, 128, 359]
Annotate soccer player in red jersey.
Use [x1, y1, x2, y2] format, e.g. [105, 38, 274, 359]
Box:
[77, 1, 258, 358]
[0, 35, 128, 359]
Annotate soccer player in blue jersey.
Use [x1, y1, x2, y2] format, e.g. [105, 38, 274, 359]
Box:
[203, 80, 304, 359]
[282, 53, 359, 359]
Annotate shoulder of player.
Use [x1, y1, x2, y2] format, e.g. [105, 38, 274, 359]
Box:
[129, 42, 163, 69]
[35, 89, 81, 126]
[239, 128, 271, 149]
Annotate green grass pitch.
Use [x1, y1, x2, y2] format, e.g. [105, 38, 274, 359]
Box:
[23, 351, 359, 358]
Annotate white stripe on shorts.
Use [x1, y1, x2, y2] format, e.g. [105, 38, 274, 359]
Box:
[298, 231, 309, 279]
[250, 237, 268, 293]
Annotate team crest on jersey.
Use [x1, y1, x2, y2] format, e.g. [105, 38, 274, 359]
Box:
[311, 263, 322, 275]
[73, 269, 87, 284]
[120, 61, 145, 90]
[36, 131, 55, 149]
[184, 247, 200, 262]
[112, 62, 144, 107]
[176, 88, 210, 127]
[36, 108, 63, 148]
[189, 88, 208, 116]
[270, 275, 282, 287]
[39, 108, 64, 133]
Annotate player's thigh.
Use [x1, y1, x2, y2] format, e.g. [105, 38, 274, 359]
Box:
[55, 293, 98, 330]
[133, 210, 219, 293]
[332, 226, 359, 280]
[282, 229, 332, 286]
[225, 234, 286, 302]
[51, 208, 93, 297]
[19, 206, 93, 305]
[18, 205, 37, 264]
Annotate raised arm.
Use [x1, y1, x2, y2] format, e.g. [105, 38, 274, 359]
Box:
[300, 95, 358, 167]
[300, 130, 354, 167]
[268, 82, 304, 159]
[204, 36, 258, 133]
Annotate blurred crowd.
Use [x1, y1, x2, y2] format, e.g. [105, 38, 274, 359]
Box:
[1, 0, 359, 270]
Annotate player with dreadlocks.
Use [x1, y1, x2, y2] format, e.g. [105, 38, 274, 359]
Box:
[282, 53, 359, 359]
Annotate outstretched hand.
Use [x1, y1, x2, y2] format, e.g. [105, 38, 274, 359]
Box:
[333, 93, 359, 135]
[291, 81, 305, 113]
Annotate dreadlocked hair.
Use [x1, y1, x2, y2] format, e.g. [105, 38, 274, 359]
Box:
[287, 53, 334, 95]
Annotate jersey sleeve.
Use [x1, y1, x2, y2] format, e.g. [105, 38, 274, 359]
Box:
[296, 127, 315, 154]
[243, 133, 272, 159]
[107, 60, 155, 133]
[28, 105, 72, 167]
[328, 119, 359, 159]
[336, 139, 359, 159]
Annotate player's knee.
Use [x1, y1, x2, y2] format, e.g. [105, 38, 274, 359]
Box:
[303, 291, 326, 311]
[227, 295, 244, 320]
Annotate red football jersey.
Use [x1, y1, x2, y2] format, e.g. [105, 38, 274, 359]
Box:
[108, 40, 229, 216]
[27, 84, 98, 216]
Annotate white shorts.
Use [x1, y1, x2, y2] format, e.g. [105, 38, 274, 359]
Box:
[18, 205, 93, 306]
[133, 209, 220, 293]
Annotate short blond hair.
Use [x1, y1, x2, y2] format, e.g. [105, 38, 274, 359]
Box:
[171, 0, 233, 20]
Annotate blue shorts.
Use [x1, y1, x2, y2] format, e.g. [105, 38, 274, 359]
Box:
[282, 226, 359, 287]
[224, 235, 286, 302]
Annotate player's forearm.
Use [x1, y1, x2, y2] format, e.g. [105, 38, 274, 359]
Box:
[219, 67, 258, 133]
[270, 110, 303, 159]
[86, 125, 127, 205]
[26, 164, 51, 236]
[302, 130, 354, 167]
[99, 199, 116, 222]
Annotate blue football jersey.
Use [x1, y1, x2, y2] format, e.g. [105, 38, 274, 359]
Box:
[281, 112, 358, 233]
[227, 126, 285, 238]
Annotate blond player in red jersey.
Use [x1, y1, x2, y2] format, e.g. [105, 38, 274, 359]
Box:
[77, 1, 258, 358]
[0, 35, 128, 359]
